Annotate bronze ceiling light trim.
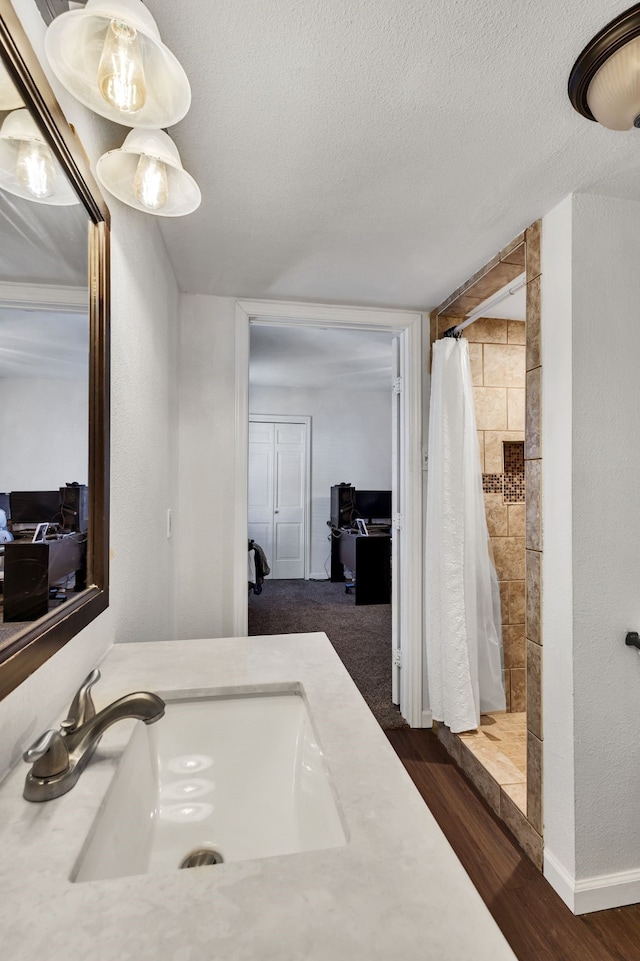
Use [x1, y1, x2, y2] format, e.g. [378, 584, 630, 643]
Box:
[568, 3, 640, 128]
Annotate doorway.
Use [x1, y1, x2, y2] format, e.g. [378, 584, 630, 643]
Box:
[428, 221, 543, 866]
[247, 325, 398, 725]
[233, 300, 424, 728]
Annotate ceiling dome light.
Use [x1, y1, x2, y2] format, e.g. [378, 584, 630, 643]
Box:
[0, 59, 23, 110]
[96, 128, 201, 216]
[0, 109, 79, 205]
[569, 4, 640, 129]
[44, 0, 191, 128]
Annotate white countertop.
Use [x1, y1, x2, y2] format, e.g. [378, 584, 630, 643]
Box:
[0, 633, 516, 960]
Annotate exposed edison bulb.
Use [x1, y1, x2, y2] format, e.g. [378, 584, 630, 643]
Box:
[16, 138, 56, 199]
[97, 19, 147, 114]
[133, 153, 168, 210]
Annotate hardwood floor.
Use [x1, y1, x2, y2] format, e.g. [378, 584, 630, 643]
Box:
[387, 728, 640, 961]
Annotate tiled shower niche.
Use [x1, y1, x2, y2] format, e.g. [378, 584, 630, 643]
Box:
[483, 441, 526, 504]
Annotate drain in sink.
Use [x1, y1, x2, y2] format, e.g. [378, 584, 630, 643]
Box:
[179, 847, 224, 869]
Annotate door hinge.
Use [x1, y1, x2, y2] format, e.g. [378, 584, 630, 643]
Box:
[393, 649, 402, 668]
[393, 377, 403, 395]
[393, 513, 402, 531]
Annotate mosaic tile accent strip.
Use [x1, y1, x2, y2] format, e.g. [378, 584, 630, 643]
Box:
[504, 441, 524, 472]
[504, 470, 525, 503]
[482, 474, 504, 494]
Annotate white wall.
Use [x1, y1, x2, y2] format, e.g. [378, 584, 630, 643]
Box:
[540, 194, 576, 896]
[0, 2, 179, 782]
[542, 192, 640, 912]
[0, 378, 87, 491]
[249, 384, 391, 577]
[176, 294, 238, 640]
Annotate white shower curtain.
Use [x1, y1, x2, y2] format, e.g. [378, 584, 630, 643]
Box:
[425, 337, 505, 733]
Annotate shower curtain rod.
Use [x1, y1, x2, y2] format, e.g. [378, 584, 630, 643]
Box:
[443, 275, 526, 337]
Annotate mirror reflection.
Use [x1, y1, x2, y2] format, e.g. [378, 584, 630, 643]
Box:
[0, 60, 90, 655]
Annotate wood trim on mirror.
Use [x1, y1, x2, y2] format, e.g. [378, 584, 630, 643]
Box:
[0, 1, 110, 700]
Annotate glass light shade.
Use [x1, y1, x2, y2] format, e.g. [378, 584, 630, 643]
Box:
[0, 59, 23, 110]
[132, 154, 168, 210]
[97, 19, 147, 114]
[96, 128, 201, 217]
[0, 109, 79, 205]
[587, 35, 640, 129]
[45, 0, 191, 128]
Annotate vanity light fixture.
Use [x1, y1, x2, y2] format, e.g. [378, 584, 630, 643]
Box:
[569, 3, 640, 129]
[0, 109, 79, 204]
[0, 60, 23, 110]
[44, 0, 191, 128]
[96, 128, 201, 216]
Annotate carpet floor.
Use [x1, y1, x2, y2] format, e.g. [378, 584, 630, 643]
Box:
[248, 578, 407, 730]
[0, 621, 21, 645]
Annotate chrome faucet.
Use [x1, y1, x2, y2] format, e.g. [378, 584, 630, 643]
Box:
[23, 669, 165, 802]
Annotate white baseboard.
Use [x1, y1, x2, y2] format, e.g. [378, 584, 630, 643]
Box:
[545, 848, 640, 914]
[308, 573, 329, 581]
[543, 850, 576, 912]
[420, 709, 433, 728]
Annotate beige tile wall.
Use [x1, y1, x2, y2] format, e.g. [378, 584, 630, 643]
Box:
[465, 317, 526, 712]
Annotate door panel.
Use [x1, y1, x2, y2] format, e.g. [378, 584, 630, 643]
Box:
[248, 422, 274, 565]
[276, 424, 305, 445]
[273, 426, 305, 577]
[276, 451, 303, 508]
[275, 523, 302, 561]
[248, 450, 272, 508]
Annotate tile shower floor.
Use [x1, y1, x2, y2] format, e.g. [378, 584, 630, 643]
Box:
[459, 711, 526, 812]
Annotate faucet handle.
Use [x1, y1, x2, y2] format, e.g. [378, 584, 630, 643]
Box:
[23, 729, 69, 779]
[60, 668, 100, 733]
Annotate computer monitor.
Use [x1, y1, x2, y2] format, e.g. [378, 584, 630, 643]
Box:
[9, 490, 61, 525]
[354, 490, 392, 523]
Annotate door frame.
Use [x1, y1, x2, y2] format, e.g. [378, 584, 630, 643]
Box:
[248, 413, 312, 580]
[233, 299, 424, 728]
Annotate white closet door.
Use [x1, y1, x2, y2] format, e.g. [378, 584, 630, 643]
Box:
[248, 421, 275, 568]
[272, 423, 306, 579]
[248, 419, 307, 579]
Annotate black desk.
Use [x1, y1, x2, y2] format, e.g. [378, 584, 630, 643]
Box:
[3, 535, 86, 622]
[330, 528, 391, 605]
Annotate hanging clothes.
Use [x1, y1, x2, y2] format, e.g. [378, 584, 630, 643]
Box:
[425, 337, 505, 733]
[248, 539, 270, 595]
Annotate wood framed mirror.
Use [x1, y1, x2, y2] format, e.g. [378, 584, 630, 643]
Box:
[0, 0, 109, 699]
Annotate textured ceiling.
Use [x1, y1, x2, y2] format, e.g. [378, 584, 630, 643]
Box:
[0, 190, 87, 286]
[0, 306, 88, 377]
[250, 325, 394, 391]
[145, 0, 640, 310]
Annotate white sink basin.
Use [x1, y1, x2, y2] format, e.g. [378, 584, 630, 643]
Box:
[71, 686, 347, 882]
